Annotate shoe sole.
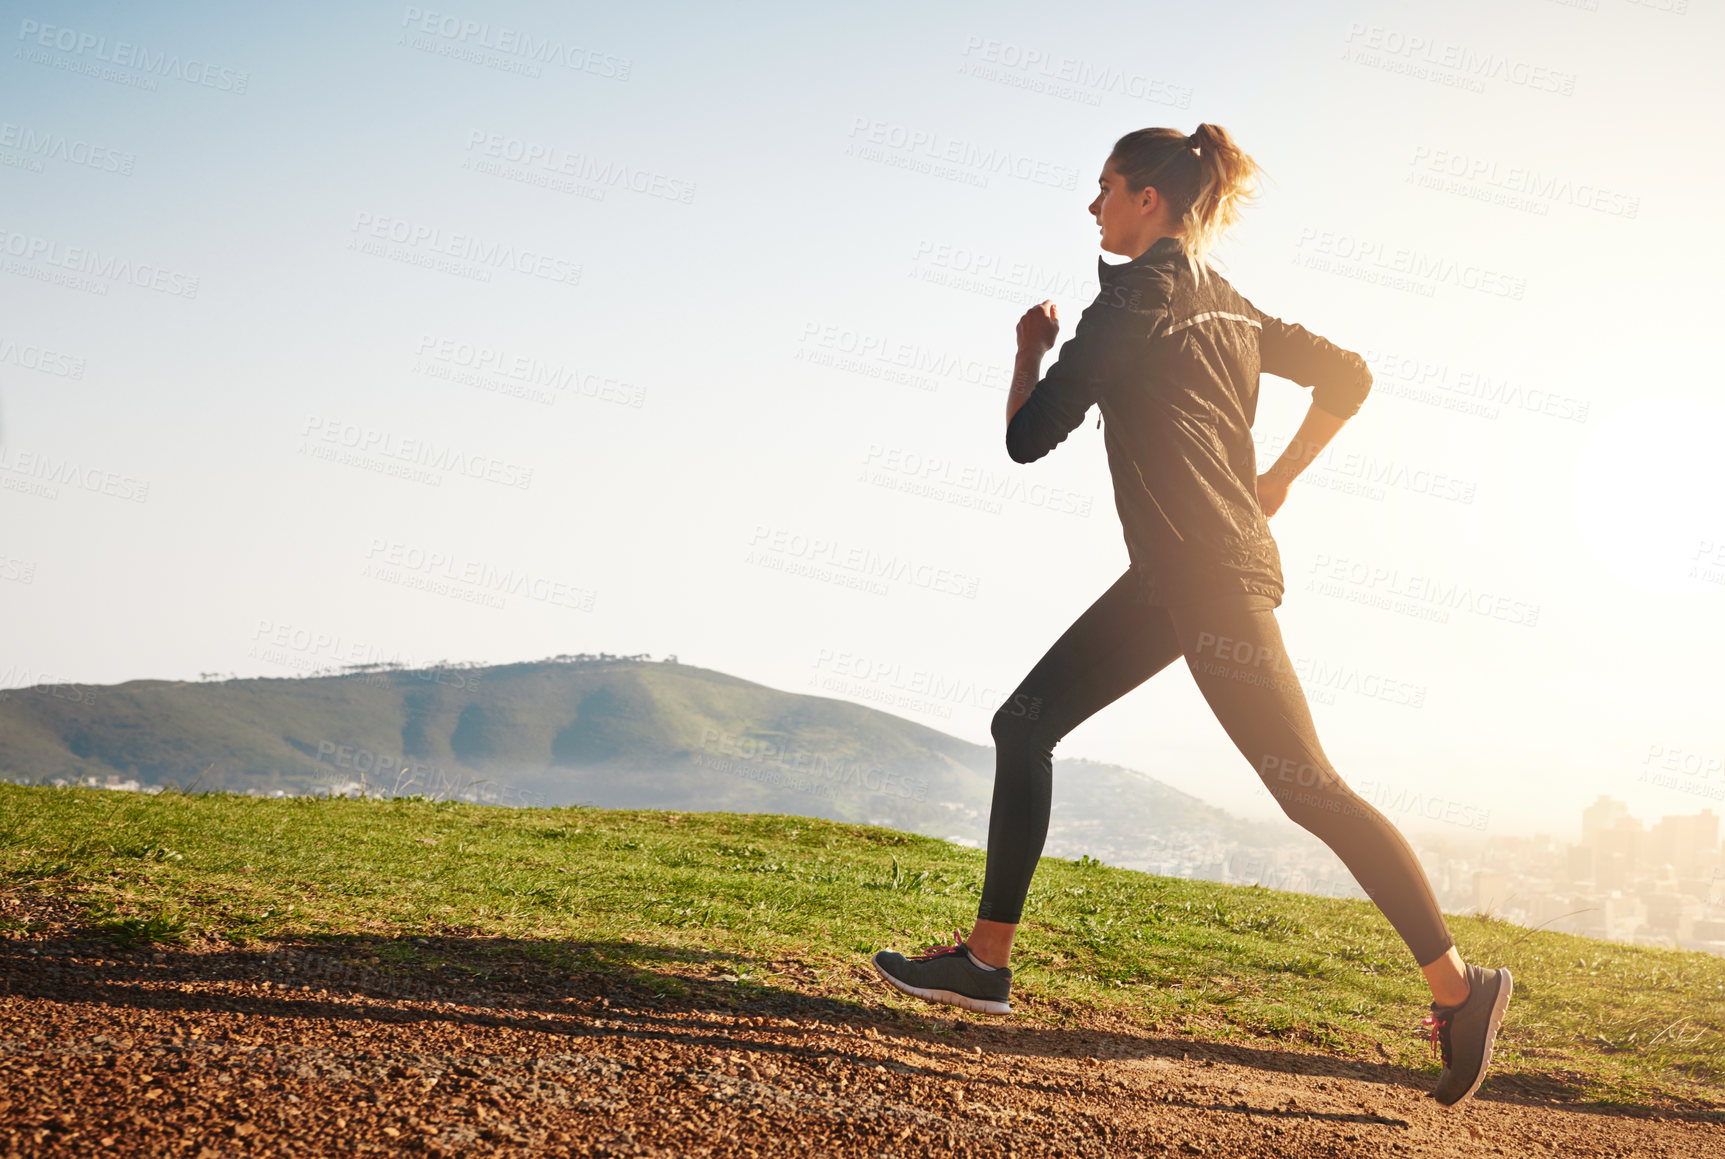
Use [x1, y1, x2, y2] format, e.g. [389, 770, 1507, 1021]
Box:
[1437, 967, 1514, 1107]
[870, 954, 1012, 1015]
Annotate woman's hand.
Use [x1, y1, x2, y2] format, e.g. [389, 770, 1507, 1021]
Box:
[1017, 300, 1059, 354]
[1255, 471, 1293, 518]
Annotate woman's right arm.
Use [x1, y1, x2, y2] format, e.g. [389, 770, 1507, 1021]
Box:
[1247, 300, 1374, 420]
[1257, 402, 1348, 516]
[1244, 299, 1374, 516]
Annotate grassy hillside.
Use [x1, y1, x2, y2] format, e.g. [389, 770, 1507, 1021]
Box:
[2, 784, 1722, 1110]
[0, 658, 1268, 849]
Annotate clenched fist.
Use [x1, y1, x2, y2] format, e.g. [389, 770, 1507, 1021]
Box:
[1017, 300, 1059, 354]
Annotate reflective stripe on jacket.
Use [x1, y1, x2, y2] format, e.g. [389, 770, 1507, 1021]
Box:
[1005, 235, 1373, 608]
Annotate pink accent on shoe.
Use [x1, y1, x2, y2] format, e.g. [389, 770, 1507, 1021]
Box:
[1422, 1012, 1452, 1065]
[909, 929, 970, 961]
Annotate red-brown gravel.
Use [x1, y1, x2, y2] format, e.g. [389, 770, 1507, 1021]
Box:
[2, 894, 1720, 1158]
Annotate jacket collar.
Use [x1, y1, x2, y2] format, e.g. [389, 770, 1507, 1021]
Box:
[1098, 234, 1185, 285]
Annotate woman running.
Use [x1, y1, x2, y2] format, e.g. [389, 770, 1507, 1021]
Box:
[871, 123, 1512, 1106]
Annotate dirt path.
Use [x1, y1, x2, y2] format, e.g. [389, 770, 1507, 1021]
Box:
[2, 902, 1720, 1157]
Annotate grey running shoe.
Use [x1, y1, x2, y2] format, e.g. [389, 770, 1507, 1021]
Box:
[1425, 964, 1513, 1106]
[871, 929, 1012, 1015]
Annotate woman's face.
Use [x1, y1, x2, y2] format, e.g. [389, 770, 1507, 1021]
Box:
[1088, 159, 1159, 257]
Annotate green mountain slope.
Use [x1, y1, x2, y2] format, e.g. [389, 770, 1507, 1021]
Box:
[0, 659, 1267, 849]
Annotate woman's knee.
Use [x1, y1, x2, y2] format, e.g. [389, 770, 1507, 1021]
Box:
[991, 691, 1049, 747]
[1260, 759, 1375, 830]
[1259, 751, 1334, 805]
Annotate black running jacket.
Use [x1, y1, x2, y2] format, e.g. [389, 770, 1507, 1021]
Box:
[1005, 235, 1373, 608]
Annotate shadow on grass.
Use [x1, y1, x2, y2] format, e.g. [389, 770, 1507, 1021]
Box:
[1, 923, 1718, 1127]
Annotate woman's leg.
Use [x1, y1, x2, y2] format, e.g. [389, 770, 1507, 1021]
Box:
[968, 568, 1186, 965]
[1165, 591, 1465, 995]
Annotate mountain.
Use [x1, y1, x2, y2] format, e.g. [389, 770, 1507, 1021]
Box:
[0, 656, 1279, 849]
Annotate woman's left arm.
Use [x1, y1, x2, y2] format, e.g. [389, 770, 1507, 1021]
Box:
[1003, 296, 1133, 464]
[1006, 301, 1058, 426]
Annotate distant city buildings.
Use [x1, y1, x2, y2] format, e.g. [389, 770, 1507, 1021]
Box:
[52, 774, 162, 795]
[1043, 792, 1725, 958]
[1408, 796, 1725, 956]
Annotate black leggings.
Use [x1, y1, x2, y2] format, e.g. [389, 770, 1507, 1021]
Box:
[978, 567, 1455, 968]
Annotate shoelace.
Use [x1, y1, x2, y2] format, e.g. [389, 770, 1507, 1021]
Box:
[1422, 1011, 1454, 1066]
[909, 928, 970, 962]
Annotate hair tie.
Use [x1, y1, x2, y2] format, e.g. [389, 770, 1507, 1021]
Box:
[1187, 133, 1201, 150]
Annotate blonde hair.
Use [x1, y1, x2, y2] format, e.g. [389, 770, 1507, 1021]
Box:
[1109, 123, 1264, 284]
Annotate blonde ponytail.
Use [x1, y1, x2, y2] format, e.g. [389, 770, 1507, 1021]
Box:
[1109, 123, 1265, 284]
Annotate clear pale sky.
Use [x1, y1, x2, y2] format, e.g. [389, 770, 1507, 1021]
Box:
[3, 0, 1721, 836]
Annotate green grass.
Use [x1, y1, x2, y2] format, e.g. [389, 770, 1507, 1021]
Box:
[2, 784, 1722, 1110]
